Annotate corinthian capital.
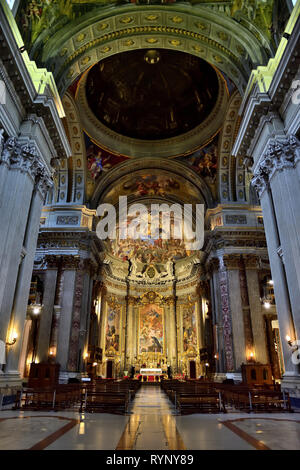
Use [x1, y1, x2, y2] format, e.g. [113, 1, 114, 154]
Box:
[251, 173, 268, 196]
[1, 135, 17, 165]
[251, 135, 300, 196]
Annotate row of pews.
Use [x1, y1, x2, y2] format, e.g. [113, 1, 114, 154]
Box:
[161, 380, 293, 415]
[13, 379, 141, 414]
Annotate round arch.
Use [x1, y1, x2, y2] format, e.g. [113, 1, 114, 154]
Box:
[91, 156, 214, 209]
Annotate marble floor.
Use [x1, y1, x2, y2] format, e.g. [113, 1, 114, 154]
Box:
[0, 385, 299, 450]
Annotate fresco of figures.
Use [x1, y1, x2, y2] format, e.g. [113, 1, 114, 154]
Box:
[17, 0, 117, 48]
[139, 304, 163, 354]
[105, 305, 121, 353]
[183, 304, 197, 353]
[85, 133, 128, 180]
[107, 211, 191, 263]
[180, 139, 218, 184]
[104, 169, 200, 205]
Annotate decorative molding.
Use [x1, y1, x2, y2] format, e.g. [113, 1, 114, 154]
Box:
[218, 267, 234, 372]
[56, 215, 79, 225]
[225, 215, 247, 225]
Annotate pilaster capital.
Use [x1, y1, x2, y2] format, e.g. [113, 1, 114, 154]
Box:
[164, 296, 175, 306]
[243, 254, 260, 269]
[45, 255, 60, 269]
[223, 254, 243, 270]
[81, 258, 98, 277]
[61, 255, 81, 270]
[127, 295, 139, 306]
[205, 257, 220, 275]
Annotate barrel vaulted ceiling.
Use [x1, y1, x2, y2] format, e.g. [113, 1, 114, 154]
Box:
[14, 0, 291, 207]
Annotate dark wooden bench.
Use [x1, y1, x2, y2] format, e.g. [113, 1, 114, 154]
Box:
[176, 392, 225, 414]
[80, 390, 129, 414]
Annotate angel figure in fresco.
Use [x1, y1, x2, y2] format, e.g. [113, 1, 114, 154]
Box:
[188, 143, 218, 182]
[87, 152, 103, 179]
[86, 144, 113, 180]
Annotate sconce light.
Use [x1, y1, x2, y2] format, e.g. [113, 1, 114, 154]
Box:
[263, 300, 271, 309]
[286, 335, 293, 347]
[28, 303, 43, 317]
[268, 280, 274, 286]
[205, 362, 210, 367]
[84, 353, 89, 359]
[6, 332, 18, 346]
[214, 353, 219, 360]
[92, 362, 98, 367]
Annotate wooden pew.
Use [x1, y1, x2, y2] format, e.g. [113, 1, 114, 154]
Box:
[80, 390, 129, 414]
[175, 391, 225, 415]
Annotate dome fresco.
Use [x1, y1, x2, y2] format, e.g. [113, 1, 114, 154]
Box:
[85, 49, 219, 141]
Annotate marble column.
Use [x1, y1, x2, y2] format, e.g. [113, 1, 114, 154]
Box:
[243, 255, 268, 364]
[5, 186, 45, 376]
[215, 257, 235, 373]
[252, 140, 299, 378]
[49, 264, 64, 357]
[99, 295, 107, 377]
[0, 143, 39, 343]
[67, 266, 84, 372]
[207, 262, 225, 374]
[36, 257, 58, 362]
[56, 256, 79, 375]
[126, 296, 135, 368]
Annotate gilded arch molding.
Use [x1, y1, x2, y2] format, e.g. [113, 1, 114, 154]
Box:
[60, 92, 87, 204]
[34, 5, 272, 96]
[218, 90, 243, 203]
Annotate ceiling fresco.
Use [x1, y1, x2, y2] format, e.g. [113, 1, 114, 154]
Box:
[16, 0, 280, 51]
[101, 169, 203, 206]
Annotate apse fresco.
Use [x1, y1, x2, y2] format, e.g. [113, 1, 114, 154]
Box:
[105, 305, 121, 353]
[122, 174, 180, 198]
[85, 133, 128, 180]
[104, 170, 200, 205]
[139, 304, 163, 354]
[183, 304, 197, 353]
[107, 211, 193, 262]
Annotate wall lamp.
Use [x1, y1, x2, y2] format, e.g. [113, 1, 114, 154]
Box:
[6, 332, 18, 346]
[286, 335, 293, 347]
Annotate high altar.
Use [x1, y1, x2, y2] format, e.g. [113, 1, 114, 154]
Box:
[91, 255, 211, 379]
